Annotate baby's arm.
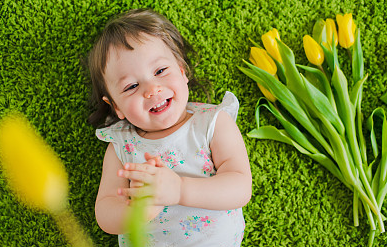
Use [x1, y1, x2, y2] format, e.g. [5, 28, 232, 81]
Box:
[95, 144, 162, 235]
[180, 110, 252, 209]
[95, 143, 129, 234]
[121, 111, 252, 210]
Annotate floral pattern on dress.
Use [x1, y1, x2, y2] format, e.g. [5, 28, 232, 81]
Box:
[162, 229, 171, 236]
[123, 137, 141, 156]
[179, 215, 215, 239]
[154, 206, 170, 225]
[226, 209, 238, 216]
[197, 148, 215, 176]
[97, 130, 113, 142]
[189, 102, 219, 114]
[159, 150, 184, 169]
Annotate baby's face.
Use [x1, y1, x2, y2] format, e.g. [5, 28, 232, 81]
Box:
[103, 34, 189, 133]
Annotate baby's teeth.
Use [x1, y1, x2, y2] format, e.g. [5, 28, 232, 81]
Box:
[152, 100, 167, 109]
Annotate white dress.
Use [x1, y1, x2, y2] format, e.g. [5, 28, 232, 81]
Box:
[96, 92, 245, 247]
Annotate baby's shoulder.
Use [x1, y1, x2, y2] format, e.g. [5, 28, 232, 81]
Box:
[187, 91, 239, 121]
[96, 120, 132, 143]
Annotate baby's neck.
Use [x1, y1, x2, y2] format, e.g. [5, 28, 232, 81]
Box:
[136, 112, 193, 140]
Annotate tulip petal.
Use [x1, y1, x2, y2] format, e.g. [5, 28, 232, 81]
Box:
[250, 47, 277, 75]
[0, 113, 68, 212]
[326, 18, 338, 46]
[303, 35, 325, 66]
[262, 29, 283, 63]
[337, 13, 355, 48]
[352, 29, 364, 83]
[312, 19, 326, 44]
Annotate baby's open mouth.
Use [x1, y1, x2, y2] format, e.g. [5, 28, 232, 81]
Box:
[149, 98, 171, 113]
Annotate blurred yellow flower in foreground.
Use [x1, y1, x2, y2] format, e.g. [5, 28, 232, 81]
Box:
[0, 113, 68, 213]
[303, 35, 325, 66]
[249, 47, 277, 102]
[261, 28, 283, 63]
[336, 13, 356, 48]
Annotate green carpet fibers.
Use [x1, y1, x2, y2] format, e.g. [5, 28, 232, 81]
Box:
[1, 0, 386, 246]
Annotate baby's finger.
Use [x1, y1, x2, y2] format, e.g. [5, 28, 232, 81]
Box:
[130, 180, 144, 188]
[144, 153, 165, 168]
[118, 185, 154, 199]
[118, 169, 154, 184]
[144, 152, 157, 161]
[123, 163, 158, 174]
[154, 157, 166, 167]
[123, 162, 149, 170]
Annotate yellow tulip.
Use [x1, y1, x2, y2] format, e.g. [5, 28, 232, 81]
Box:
[257, 84, 277, 103]
[249, 47, 277, 102]
[261, 28, 283, 63]
[325, 18, 338, 47]
[303, 35, 325, 66]
[336, 13, 356, 48]
[250, 47, 277, 75]
[0, 113, 68, 213]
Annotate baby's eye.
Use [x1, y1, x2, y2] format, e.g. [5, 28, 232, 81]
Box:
[124, 83, 138, 92]
[155, 67, 168, 76]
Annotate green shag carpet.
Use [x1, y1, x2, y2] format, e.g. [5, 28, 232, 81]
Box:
[1, 0, 387, 246]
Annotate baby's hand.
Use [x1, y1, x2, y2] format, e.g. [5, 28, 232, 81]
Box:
[126, 154, 158, 189]
[118, 153, 182, 206]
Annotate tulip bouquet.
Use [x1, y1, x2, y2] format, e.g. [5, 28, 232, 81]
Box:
[239, 14, 387, 246]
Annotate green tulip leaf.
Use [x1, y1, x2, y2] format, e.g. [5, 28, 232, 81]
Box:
[248, 125, 347, 187]
[297, 64, 337, 111]
[300, 74, 345, 135]
[367, 108, 387, 210]
[350, 74, 368, 108]
[312, 18, 326, 44]
[321, 39, 340, 74]
[352, 28, 364, 84]
[249, 38, 262, 48]
[274, 58, 287, 84]
[276, 39, 304, 97]
[332, 66, 356, 127]
[256, 98, 319, 154]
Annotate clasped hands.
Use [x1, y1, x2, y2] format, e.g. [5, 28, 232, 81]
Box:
[117, 153, 182, 206]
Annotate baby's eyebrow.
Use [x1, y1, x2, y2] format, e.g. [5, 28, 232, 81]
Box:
[115, 75, 134, 87]
[116, 75, 127, 85]
[149, 56, 169, 66]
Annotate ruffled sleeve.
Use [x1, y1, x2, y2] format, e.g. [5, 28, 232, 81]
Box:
[216, 91, 239, 121]
[187, 91, 240, 146]
[96, 120, 129, 143]
[96, 120, 131, 164]
[206, 91, 239, 141]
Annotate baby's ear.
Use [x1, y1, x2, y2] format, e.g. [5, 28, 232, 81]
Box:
[102, 96, 112, 106]
[102, 96, 111, 106]
[102, 96, 125, 120]
[180, 67, 189, 84]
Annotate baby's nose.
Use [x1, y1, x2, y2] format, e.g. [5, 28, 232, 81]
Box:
[144, 84, 162, 98]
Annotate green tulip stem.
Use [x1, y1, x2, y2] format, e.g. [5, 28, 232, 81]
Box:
[273, 100, 279, 110]
[353, 191, 359, 226]
[317, 64, 325, 75]
[368, 229, 376, 247]
[347, 48, 352, 61]
[363, 202, 376, 231]
[52, 207, 95, 247]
